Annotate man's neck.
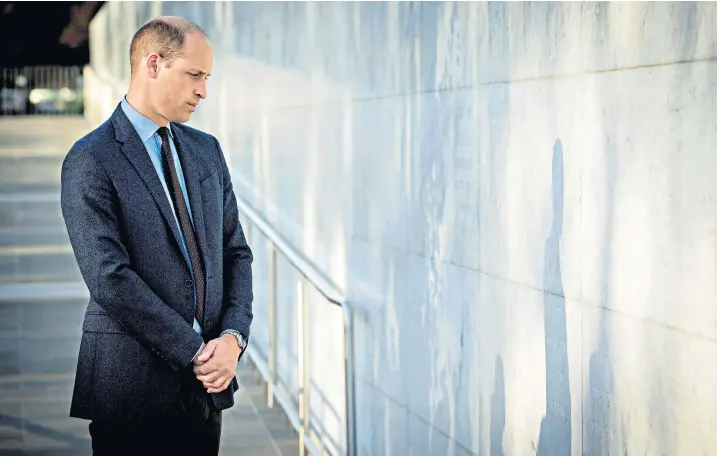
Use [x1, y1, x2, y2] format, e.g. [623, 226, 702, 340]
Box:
[125, 86, 169, 127]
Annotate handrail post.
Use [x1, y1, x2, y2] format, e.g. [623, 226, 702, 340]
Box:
[344, 307, 356, 456]
[245, 218, 253, 245]
[267, 243, 277, 408]
[297, 276, 311, 456]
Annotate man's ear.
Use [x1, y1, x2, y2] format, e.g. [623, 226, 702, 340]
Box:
[147, 54, 160, 78]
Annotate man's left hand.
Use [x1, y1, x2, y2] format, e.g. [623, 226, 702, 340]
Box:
[193, 334, 241, 393]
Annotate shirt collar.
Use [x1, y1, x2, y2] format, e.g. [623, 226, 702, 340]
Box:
[120, 95, 174, 143]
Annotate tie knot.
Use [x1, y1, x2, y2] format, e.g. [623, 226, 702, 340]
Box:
[157, 126, 170, 141]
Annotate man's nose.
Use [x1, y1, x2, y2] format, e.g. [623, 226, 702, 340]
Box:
[195, 81, 207, 100]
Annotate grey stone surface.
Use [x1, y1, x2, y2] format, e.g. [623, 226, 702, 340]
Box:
[0, 202, 66, 231]
[0, 116, 299, 456]
[0, 249, 82, 284]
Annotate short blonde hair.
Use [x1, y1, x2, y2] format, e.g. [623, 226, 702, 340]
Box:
[129, 17, 205, 76]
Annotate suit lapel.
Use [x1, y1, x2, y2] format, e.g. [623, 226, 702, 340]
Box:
[171, 126, 211, 275]
[111, 105, 185, 257]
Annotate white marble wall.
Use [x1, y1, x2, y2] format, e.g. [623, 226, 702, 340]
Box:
[85, 2, 717, 455]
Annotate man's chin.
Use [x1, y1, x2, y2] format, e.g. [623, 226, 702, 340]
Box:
[171, 113, 192, 124]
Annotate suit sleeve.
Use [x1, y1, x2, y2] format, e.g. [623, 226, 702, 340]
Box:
[61, 145, 204, 372]
[213, 136, 254, 349]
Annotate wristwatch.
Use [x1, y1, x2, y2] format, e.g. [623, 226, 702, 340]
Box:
[222, 330, 247, 350]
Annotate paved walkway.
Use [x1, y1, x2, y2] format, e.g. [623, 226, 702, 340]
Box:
[0, 116, 298, 455]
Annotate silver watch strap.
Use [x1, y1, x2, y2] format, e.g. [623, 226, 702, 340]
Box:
[221, 329, 247, 349]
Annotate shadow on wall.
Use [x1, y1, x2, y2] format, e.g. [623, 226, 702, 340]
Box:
[537, 139, 572, 456]
[584, 89, 619, 456]
[490, 356, 505, 456]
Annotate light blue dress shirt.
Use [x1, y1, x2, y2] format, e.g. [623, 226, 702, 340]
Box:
[120, 96, 203, 336]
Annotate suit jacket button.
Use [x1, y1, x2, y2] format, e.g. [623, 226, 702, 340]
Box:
[185, 279, 193, 288]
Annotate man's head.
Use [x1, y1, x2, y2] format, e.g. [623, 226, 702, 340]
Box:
[127, 16, 213, 125]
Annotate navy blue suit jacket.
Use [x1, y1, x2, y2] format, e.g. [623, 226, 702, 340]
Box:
[61, 104, 253, 422]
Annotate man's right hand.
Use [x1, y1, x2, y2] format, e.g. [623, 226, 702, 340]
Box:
[192, 336, 239, 393]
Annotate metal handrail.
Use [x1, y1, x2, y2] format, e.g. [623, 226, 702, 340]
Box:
[234, 191, 357, 456]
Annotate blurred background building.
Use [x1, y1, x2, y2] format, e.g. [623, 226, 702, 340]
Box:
[0, 1, 101, 115]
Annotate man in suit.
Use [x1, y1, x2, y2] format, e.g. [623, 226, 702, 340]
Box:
[60, 16, 253, 455]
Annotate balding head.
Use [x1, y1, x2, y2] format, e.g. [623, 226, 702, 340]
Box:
[129, 16, 206, 77]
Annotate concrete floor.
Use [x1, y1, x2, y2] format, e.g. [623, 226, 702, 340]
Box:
[0, 116, 298, 455]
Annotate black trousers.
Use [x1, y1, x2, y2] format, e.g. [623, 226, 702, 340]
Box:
[89, 371, 222, 456]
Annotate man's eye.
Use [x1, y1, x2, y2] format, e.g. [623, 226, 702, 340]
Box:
[188, 73, 199, 78]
